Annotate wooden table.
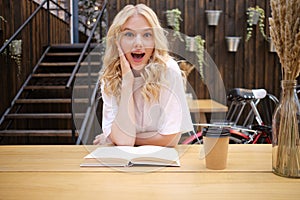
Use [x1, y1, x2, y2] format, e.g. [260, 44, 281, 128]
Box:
[187, 99, 228, 123]
[0, 144, 299, 199]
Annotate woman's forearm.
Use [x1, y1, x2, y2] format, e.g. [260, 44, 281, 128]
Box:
[109, 75, 136, 146]
[135, 132, 181, 147]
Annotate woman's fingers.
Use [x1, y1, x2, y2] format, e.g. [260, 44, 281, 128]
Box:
[93, 135, 101, 145]
[116, 41, 131, 76]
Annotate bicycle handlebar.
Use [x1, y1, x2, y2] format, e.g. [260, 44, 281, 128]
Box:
[193, 123, 258, 133]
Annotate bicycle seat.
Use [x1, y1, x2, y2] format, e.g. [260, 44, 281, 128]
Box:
[227, 88, 267, 101]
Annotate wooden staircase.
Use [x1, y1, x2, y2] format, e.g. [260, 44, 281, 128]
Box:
[0, 44, 101, 144]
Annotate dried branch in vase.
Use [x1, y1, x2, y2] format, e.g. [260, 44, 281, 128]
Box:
[269, 0, 300, 80]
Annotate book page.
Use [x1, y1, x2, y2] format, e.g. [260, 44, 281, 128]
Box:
[82, 145, 180, 167]
[83, 146, 133, 166]
[80, 157, 129, 167]
[130, 146, 180, 166]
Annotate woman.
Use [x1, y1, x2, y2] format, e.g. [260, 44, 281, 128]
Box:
[93, 4, 193, 146]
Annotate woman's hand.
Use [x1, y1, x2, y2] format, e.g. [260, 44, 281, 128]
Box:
[116, 41, 132, 76]
[93, 134, 113, 145]
[93, 134, 105, 145]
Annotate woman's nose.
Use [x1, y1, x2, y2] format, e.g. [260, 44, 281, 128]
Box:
[133, 34, 143, 47]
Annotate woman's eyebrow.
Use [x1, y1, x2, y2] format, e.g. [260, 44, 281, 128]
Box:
[122, 28, 133, 31]
[122, 28, 152, 32]
[143, 28, 153, 31]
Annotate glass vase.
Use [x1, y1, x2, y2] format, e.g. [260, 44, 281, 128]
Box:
[272, 80, 300, 178]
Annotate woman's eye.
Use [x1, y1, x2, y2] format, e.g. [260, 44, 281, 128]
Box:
[144, 32, 152, 38]
[124, 32, 134, 37]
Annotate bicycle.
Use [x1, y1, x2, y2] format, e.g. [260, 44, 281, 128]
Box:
[181, 88, 279, 144]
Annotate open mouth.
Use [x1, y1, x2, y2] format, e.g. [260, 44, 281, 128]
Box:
[131, 53, 145, 61]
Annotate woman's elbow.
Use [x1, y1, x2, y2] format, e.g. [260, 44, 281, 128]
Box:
[109, 135, 135, 146]
[113, 140, 135, 146]
[110, 124, 136, 146]
[162, 133, 181, 147]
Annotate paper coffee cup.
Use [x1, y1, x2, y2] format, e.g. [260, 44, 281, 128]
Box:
[203, 127, 230, 170]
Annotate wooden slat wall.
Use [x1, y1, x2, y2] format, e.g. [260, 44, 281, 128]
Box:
[0, 0, 70, 117]
[107, 0, 282, 101]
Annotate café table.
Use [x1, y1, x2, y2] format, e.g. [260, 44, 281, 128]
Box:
[0, 144, 299, 199]
[187, 99, 228, 123]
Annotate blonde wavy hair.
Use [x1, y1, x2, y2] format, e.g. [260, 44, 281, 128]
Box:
[99, 4, 170, 102]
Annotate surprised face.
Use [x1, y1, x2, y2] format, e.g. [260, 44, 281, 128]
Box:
[119, 14, 155, 71]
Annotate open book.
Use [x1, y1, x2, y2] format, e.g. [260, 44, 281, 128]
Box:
[80, 145, 180, 167]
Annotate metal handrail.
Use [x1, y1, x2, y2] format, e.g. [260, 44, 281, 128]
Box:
[66, 0, 107, 88]
[47, 0, 71, 16]
[0, 0, 71, 54]
[76, 79, 100, 145]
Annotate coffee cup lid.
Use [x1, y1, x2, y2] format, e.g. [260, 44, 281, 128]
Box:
[202, 127, 230, 138]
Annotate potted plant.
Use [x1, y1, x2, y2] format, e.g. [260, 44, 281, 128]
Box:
[166, 8, 184, 41]
[9, 39, 22, 56]
[185, 35, 205, 80]
[246, 6, 267, 42]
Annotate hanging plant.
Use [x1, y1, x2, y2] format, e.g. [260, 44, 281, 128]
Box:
[195, 35, 205, 80]
[246, 6, 267, 42]
[166, 8, 184, 41]
[185, 35, 205, 80]
[0, 16, 22, 78]
[9, 40, 22, 79]
[1, 39, 22, 79]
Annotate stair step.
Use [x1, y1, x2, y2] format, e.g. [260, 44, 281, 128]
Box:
[24, 85, 96, 90]
[15, 98, 89, 104]
[76, 73, 99, 77]
[73, 85, 96, 89]
[6, 113, 72, 119]
[0, 129, 77, 137]
[47, 52, 81, 56]
[39, 62, 76, 67]
[50, 43, 98, 49]
[24, 86, 66, 90]
[31, 73, 99, 78]
[16, 99, 71, 104]
[32, 73, 71, 78]
[46, 52, 101, 56]
[39, 62, 100, 67]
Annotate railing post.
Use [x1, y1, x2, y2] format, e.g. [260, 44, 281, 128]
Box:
[47, 0, 50, 45]
[29, 0, 33, 69]
[72, 0, 79, 43]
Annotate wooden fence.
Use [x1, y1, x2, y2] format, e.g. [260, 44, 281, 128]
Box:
[106, 0, 282, 101]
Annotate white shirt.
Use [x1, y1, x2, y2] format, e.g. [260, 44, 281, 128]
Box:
[101, 58, 193, 140]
